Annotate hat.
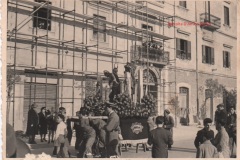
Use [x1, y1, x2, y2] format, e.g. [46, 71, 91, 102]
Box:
[164, 109, 170, 114]
[105, 102, 116, 108]
[31, 103, 37, 108]
[41, 107, 46, 111]
[59, 107, 66, 111]
[203, 118, 212, 125]
[217, 104, 224, 108]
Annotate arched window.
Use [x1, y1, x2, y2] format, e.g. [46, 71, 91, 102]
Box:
[143, 69, 157, 100]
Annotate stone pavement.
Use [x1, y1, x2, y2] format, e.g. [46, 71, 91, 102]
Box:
[27, 124, 236, 158]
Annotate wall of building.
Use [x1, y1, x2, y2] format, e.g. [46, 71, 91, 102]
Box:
[7, 0, 237, 129]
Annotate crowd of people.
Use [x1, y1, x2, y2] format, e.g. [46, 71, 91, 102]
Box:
[7, 102, 235, 158]
[145, 104, 236, 158]
[194, 104, 237, 158]
[25, 102, 121, 158]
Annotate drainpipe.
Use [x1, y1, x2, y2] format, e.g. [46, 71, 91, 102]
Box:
[208, 1, 210, 22]
[195, 2, 199, 119]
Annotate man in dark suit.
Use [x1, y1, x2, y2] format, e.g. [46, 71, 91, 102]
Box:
[148, 116, 173, 158]
[163, 109, 174, 149]
[103, 102, 120, 158]
[26, 103, 39, 144]
[194, 118, 214, 149]
[214, 104, 227, 126]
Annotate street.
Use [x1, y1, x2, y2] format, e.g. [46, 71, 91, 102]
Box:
[28, 125, 221, 158]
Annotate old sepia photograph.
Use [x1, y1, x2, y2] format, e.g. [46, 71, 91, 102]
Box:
[3, 0, 238, 159]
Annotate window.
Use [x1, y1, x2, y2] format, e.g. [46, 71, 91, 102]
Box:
[223, 51, 231, 68]
[142, 24, 153, 42]
[157, 1, 165, 4]
[93, 14, 107, 42]
[205, 89, 213, 99]
[179, 1, 187, 8]
[202, 45, 214, 65]
[179, 87, 189, 121]
[224, 6, 230, 25]
[176, 38, 191, 60]
[33, 0, 52, 30]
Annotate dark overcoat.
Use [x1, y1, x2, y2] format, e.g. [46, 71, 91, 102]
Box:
[164, 115, 174, 134]
[26, 108, 39, 135]
[194, 128, 214, 148]
[148, 127, 173, 158]
[215, 110, 228, 123]
[47, 115, 57, 131]
[105, 111, 120, 157]
[38, 112, 48, 134]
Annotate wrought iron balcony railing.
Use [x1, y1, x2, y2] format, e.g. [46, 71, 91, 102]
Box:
[200, 13, 221, 31]
[131, 45, 169, 66]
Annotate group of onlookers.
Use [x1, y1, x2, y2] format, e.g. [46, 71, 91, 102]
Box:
[25, 102, 121, 158]
[26, 104, 57, 144]
[146, 104, 236, 158]
[24, 102, 236, 158]
[195, 104, 236, 158]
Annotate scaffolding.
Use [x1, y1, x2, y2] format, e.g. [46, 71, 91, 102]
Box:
[7, 0, 177, 129]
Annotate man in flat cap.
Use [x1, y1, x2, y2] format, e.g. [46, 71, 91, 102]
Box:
[214, 104, 227, 127]
[163, 109, 174, 150]
[194, 118, 215, 149]
[103, 102, 121, 157]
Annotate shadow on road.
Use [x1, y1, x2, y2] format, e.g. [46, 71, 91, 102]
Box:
[170, 147, 196, 153]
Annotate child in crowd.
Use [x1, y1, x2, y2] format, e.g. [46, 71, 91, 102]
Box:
[54, 114, 69, 158]
[196, 132, 218, 158]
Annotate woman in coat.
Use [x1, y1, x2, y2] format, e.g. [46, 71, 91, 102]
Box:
[26, 104, 39, 144]
[214, 119, 230, 158]
[38, 107, 48, 142]
[46, 110, 57, 143]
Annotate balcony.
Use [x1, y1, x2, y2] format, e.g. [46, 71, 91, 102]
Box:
[200, 13, 221, 31]
[131, 45, 169, 67]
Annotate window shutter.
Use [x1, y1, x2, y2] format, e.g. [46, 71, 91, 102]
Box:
[224, 6, 229, 25]
[176, 38, 181, 58]
[223, 51, 226, 67]
[211, 47, 214, 65]
[187, 41, 191, 60]
[228, 52, 231, 68]
[224, 7, 227, 25]
[228, 9, 230, 26]
[202, 45, 206, 63]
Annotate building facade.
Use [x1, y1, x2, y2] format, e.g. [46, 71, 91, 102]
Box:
[7, 0, 237, 131]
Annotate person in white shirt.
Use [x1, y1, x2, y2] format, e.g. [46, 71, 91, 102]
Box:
[54, 114, 69, 158]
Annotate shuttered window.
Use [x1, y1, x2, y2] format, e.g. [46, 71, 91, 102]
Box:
[179, 1, 187, 8]
[93, 14, 107, 42]
[176, 38, 191, 60]
[223, 51, 231, 68]
[33, 0, 52, 30]
[202, 45, 214, 65]
[23, 83, 57, 132]
[142, 24, 153, 42]
[224, 6, 230, 25]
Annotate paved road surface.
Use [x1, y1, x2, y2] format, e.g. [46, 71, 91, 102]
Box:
[28, 125, 236, 158]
